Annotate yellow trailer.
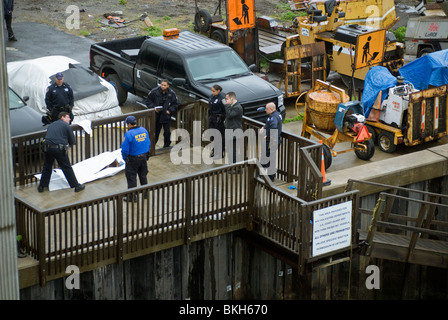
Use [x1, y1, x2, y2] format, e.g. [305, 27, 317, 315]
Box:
[366, 84, 448, 153]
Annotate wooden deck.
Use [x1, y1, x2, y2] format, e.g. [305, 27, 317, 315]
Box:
[14, 143, 294, 211]
[14, 146, 224, 210]
[358, 230, 448, 268]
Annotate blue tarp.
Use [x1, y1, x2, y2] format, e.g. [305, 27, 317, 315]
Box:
[399, 49, 448, 90]
[361, 66, 398, 118]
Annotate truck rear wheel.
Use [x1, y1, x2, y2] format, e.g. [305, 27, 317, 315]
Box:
[417, 47, 434, 58]
[378, 131, 396, 153]
[354, 139, 375, 161]
[106, 74, 128, 105]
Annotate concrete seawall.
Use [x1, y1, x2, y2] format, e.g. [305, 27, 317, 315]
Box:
[323, 143, 448, 197]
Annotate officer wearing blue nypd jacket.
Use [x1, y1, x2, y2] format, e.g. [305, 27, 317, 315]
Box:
[259, 102, 282, 181]
[121, 116, 151, 201]
[45, 72, 75, 124]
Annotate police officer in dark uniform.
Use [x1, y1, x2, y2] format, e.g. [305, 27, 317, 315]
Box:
[208, 84, 226, 158]
[144, 79, 178, 148]
[3, 0, 17, 41]
[38, 112, 85, 193]
[45, 72, 74, 124]
[259, 102, 282, 181]
[121, 115, 151, 202]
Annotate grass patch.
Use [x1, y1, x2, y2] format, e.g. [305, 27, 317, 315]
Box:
[79, 29, 90, 36]
[146, 26, 162, 37]
[283, 114, 303, 124]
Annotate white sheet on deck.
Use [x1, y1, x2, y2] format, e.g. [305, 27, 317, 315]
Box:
[35, 149, 125, 191]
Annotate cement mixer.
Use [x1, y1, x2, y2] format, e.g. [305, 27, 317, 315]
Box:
[299, 80, 375, 170]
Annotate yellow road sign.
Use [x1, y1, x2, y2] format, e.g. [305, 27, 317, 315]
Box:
[354, 29, 386, 69]
[227, 0, 255, 31]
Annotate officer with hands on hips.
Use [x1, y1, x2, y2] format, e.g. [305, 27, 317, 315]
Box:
[45, 72, 75, 124]
[121, 115, 151, 202]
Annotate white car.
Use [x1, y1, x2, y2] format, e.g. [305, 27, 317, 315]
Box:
[7, 55, 122, 124]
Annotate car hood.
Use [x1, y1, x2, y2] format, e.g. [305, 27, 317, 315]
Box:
[10, 106, 45, 137]
[195, 74, 281, 103]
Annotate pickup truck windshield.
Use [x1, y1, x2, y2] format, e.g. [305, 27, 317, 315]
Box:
[186, 50, 249, 81]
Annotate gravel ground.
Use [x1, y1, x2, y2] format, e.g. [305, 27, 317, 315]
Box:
[12, 0, 289, 42]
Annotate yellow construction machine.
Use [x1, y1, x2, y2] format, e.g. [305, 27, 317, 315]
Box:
[281, 0, 405, 99]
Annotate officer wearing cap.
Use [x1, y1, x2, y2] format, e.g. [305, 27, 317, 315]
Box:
[38, 112, 85, 193]
[121, 115, 151, 201]
[45, 72, 75, 124]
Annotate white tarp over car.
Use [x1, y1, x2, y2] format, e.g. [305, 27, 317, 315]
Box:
[7, 55, 122, 124]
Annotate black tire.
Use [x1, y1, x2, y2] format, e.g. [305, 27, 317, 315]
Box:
[194, 9, 212, 33]
[366, 124, 377, 145]
[417, 47, 434, 58]
[322, 144, 332, 170]
[210, 29, 226, 43]
[355, 138, 375, 161]
[378, 131, 397, 153]
[106, 74, 128, 105]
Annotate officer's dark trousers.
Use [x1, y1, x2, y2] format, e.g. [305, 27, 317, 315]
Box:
[226, 136, 242, 164]
[4, 13, 13, 38]
[209, 115, 225, 156]
[261, 140, 278, 181]
[155, 121, 171, 147]
[39, 148, 79, 188]
[125, 157, 148, 189]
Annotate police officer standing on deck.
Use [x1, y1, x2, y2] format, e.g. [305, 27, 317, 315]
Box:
[259, 102, 282, 181]
[144, 79, 178, 148]
[121, 115, 151, 202]
[45, 72, 75, 124]
[38, 112, 85, 193]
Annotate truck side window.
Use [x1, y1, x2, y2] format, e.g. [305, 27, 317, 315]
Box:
[141, 46, 163, 73]
[162, 53, 186, 80]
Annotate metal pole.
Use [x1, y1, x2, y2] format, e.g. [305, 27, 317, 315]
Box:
[0, 4, 20, 299]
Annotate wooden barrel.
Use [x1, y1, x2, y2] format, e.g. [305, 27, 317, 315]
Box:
[306, 90, 348, 131]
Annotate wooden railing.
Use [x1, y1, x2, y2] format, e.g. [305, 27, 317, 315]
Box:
[12, 109, 156, 186]
[16, 160, 359, 286]
[177, 99, 323, 195]
[345, 179, 448, 269]
[14, 100, 334, 287]
[15, 162, 252, 286]
[251, 179, 359, 274]
[13, 100, 323, 200]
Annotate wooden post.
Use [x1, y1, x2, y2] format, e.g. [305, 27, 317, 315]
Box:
[116, 197, 123, 264]
[37, 212, 47, 287]
[185, 178, 192, 245]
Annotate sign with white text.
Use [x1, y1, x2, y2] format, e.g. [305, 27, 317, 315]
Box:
[312, 201, 352, 257]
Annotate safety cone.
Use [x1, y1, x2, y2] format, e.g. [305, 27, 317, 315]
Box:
[319, 140, 331, 186]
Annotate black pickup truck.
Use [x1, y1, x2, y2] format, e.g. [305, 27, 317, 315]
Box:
[89, 30, 285, 121]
